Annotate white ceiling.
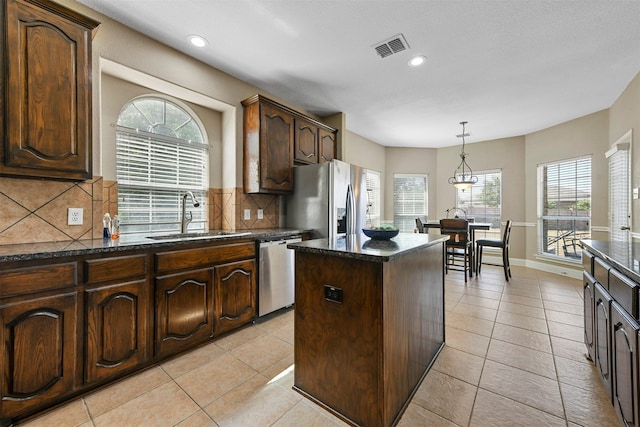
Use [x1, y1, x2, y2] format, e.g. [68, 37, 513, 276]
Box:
[76, 0, 640, 148]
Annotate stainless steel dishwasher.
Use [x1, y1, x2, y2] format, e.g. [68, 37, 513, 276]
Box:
[258, 235, 301, 316]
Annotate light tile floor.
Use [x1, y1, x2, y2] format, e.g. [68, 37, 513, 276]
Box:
[19, 265, 622, 426]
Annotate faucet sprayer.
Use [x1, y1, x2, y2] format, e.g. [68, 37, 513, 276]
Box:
[185, 191, 200, 208]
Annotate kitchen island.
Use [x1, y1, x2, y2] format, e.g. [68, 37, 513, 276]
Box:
[288, 232, 447, 427]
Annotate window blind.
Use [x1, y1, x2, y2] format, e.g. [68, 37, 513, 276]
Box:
[538, 156, 591, 259]
[365, 169, 381, 228]
[393, 174, 428, 232]
[456, 170, 502, 234]
[116, 97, 209, 235]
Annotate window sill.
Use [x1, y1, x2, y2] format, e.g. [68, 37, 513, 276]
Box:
[535, 253, 582, 267]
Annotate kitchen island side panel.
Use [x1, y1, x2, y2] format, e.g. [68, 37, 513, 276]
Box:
[382, 242, 444, 426]
[293, 241, 445, 427]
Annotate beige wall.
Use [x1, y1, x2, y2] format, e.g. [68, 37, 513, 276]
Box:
[524, 110, 610, 269]
[385, 147, 438, 222]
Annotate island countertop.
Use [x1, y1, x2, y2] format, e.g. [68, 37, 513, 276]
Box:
[287, 232, 448, 262]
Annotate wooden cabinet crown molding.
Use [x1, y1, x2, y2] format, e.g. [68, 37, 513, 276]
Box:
[241, 94, 337, 133]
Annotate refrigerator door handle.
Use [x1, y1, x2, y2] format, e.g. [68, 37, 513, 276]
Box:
[346, 184, 356, 235]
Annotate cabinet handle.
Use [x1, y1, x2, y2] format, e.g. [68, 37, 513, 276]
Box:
[620, 226, 631, 230]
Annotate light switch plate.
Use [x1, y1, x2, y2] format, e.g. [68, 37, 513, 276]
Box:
[244, 209, 251, 220]
[68, 208, 83, 225]
[257, 209, 264, 219]
[634, 188, 639, 199]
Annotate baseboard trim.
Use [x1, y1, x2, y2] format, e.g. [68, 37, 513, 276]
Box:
[479, 254, 582, 280]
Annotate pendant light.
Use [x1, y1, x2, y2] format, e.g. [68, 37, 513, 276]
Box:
[448, 121, 478, 191]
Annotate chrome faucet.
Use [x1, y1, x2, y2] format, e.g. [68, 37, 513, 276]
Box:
[181, 191, 200, 233]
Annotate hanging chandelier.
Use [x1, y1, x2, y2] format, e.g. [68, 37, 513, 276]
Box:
[448, 121, 478, 191]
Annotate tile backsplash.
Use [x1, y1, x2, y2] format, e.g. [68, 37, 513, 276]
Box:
[0, 177, 280, 245]
[0, 176, 103, 244]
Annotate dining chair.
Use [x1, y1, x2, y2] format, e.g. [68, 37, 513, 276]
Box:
[415, 216, 428, 233]
[440, 218, 472, 282]
[476, 220, 512, 281]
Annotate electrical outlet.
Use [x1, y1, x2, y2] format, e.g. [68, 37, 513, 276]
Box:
[244, 209, 251, 220]
[257, 209, 264, 219]
[68, 208, 83, 225]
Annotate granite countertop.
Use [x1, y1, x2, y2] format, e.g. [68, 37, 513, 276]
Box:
[288, 232, 448, 262]
[581, 239, 640, 282]
[0, 228, 307, 262]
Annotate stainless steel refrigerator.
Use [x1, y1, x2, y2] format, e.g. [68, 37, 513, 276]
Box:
[285, 159, 368, 239]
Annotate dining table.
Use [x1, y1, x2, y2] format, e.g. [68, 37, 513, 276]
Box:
[421, 220, 492, 274]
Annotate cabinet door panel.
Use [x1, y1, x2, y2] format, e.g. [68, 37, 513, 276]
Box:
[612, 301, 639, 427]
[294, 118, 318, 164]
[595, 282, 613, 401]
[318, 128, 336, 163]
[215, 259, 256, 335]
[2, 0, 97, 180]
[155, 269, 213, 358]
[584, 272, 596, 361]
[0, 293, 78, 418]
[260, 103, 293, 192]
[85, 280, 149, 383]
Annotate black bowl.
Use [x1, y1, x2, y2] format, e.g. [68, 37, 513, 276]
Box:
[362, 228, 399, 240]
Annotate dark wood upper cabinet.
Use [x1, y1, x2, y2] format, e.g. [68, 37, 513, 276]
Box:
[318, 127, 336, 163]
[243, 95, 337, 194]
[0, 0, 99, 180]
[243, 96, 294, 194]
[294, 117, 319, 164]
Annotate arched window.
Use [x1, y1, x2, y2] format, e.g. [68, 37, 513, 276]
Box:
[116, 96, 209, 234]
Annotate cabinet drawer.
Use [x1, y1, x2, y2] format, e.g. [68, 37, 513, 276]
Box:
[0, 263, 77, 297]
[609, 269, 639, 319]
[84, 255, 147, 284]
[594, 257, 611, 288]
[155, 242, 255, 273]
[582, 250, 595, 275]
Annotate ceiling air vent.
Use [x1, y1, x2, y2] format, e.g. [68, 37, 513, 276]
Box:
[373, 34, 410, 58]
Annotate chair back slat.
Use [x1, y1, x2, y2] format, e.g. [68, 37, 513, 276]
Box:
[439, 218, 470, 245]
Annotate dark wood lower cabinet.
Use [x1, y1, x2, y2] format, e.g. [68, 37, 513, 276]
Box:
[0, 238, 260, 424]
[155, 269, 214, 358]
[85, 280, 149, 383]
[611, 301, 639, 427]
[584, 272, 596, 361]
[584, 244, 640, 427]
[0, 292, 78, 421]
[595, 282, 613, 401]
[214, 259, 256, 335]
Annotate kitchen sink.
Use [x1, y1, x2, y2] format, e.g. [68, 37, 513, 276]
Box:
[146, 231, 252, 241]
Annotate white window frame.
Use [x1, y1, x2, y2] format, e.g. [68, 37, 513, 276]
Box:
[455, 169, 502, 239]
[116, 96, 210, 235]
[393, 174, 428, 232]
[537, 155, 591, 261]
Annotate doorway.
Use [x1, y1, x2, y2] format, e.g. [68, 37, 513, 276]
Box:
[607, 130, 632, 242]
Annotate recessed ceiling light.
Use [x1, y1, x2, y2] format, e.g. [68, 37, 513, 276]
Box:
[408, 55, 427, 67]
[188, 35, 208, 48]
